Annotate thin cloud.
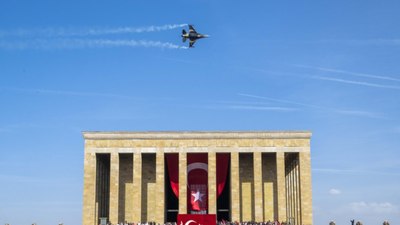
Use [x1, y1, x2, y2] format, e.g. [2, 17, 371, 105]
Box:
[0, 38, 188, 50]
[1, 87, 142, 99]
[214, 100, 294, 106]
[312, 76, 400, 90]
[303, 66, 400, 82]
[0, 23, 187, 38]
[241, 64, 400, 91]
[198, 101, 298, 112]
[238, 93, 385, 119]
[329, 188, 342, 195]
[237, 93, 325, 109]
[223, 105, 298, 112]
[290, 64, 400, 90]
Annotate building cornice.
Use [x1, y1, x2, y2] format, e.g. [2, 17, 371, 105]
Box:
[82, 131, 312, 140]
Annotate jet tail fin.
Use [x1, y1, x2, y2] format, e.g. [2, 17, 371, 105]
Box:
[182, 29, 187, 35]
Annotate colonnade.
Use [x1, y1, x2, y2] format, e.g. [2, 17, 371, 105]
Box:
[82, 131, 313, 225]
[84, 151, 312, 225]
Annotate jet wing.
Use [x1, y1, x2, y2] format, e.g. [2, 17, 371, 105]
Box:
[189, 39, 196, 48]
[188, 25, 197, 34]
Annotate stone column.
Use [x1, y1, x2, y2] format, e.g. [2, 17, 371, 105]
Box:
[295, 161, 301, 225]
[156, 150, 165, 224]
[121, 154, 134, 223]
[289, 160, 294, 225]
[262, 155, 275, 221]
[285, 165, 289, 223]
[132, 152, 142, 222]
[208, 152, 217, 214]
[230, 152, 240, 222]
[109, 152, 119, 224]
[179, 152, 187, 214]
[276, 152, 287, 222]
[253, 152, 263, 222]
[299, 152, 313, 225]
[82, 152, 96, 225]
[286, 161, 291, 224]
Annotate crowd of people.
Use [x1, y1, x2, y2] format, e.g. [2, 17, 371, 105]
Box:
[105, 221, 289, 225]
[329, 220, 390, 225]
[217, 220, 288, 225]
[104, 220, 391, 225]
[3, 220, 392, 225]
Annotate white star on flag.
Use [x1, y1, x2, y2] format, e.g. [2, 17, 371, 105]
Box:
[192, 190, 204, 202]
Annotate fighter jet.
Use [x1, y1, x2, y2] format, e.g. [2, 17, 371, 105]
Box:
[181, 25, 209, 48]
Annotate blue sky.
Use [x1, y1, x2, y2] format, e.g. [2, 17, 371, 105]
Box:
[1, 1, 399, 225]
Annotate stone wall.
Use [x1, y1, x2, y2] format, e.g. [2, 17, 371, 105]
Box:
[262, 153, 277, 222]
[239, 153, 254, 221]
[118, 154, 134, 222]
[142, 154, 156, 222]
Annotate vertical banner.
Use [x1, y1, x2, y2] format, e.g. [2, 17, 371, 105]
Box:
[216, 153, 230, 197]
[187, 153, 208, 214]
[166, 153, 179, 197]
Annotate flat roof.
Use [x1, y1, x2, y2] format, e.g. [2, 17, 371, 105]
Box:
[82, 131, 312, 140]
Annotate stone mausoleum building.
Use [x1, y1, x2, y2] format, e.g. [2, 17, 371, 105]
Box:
[82, 131, 313, 225]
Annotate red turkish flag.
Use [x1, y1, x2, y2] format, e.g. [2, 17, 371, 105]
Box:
[178, 214, 216, 225]
[187, 153, 208, 213]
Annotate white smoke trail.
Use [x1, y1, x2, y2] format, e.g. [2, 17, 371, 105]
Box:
[86, 23, 188, 35]
[82, 39, 188, 49]
[0, 38, 188, 50]
[0, 23, 187, 38]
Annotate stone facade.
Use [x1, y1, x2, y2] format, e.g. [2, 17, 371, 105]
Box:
[118, 154, 134, 222]
[82, 131, 312, 225]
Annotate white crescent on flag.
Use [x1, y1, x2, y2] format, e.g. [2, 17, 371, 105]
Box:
[184, 220, 198, 225]
[187, 162, 208, 173]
